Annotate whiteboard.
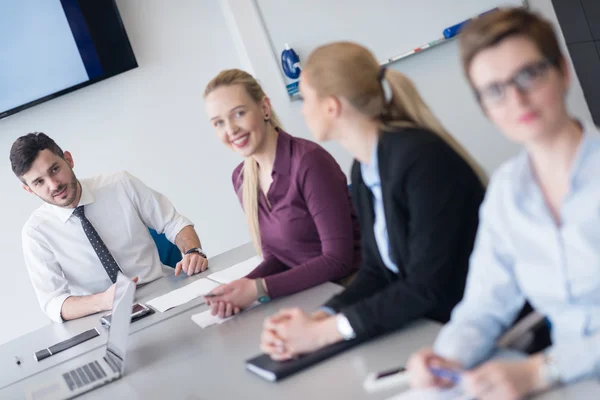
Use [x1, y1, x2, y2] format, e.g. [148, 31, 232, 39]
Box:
[254, 0, 525, 175]
[256, 0, 525, 64]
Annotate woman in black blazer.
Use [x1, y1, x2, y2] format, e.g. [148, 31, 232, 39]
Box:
[259, 42, 486, 359]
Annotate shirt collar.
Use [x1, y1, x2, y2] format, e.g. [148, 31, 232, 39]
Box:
[368, 137, 380, 170]
[515, 119, 600, 200]
[568, 119, 600, 185]
[52, 181, 96, 223]
[272, 128, 292, 177]
[360, 136, 380, 185]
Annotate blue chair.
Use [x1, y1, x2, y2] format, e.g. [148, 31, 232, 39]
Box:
[149, 228, 182, 268]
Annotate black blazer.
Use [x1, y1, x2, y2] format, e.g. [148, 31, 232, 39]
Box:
[324, 127, 485, 339]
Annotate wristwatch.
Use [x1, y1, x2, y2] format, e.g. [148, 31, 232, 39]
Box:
[537, 352, 561, 390]
[185, 247, 207, 258]
[255, 279, 271, 304]
[336, 313, 356, 341]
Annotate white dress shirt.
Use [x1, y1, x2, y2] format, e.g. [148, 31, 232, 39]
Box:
[434, 120, 600, 383]
[22, 171, 193, 323]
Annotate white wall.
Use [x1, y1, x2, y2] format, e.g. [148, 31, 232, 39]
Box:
[0, 0, 248, 345]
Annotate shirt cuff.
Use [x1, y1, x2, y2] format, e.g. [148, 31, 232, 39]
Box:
[433, 324, 495, 369]
[317, 306, 337, 316]
[163, 216, 194, 245]
[46, 293, 72, 323]
[336, 313, 357, 341]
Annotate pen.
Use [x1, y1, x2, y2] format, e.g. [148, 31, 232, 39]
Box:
[204, 293, 218, 298]
[429, 366, 462, 384]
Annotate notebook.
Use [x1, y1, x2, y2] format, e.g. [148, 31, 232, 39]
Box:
[245, 338, 362, 382]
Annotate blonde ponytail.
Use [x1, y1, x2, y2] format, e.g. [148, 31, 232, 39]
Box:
[204, 69, 284, 256]
[382, 70, 488, 185]
[303, 42, 488, 186]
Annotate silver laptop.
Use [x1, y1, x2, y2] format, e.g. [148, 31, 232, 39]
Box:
[26, 273, 135, 400]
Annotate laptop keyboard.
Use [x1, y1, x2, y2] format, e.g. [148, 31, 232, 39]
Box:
[62, 360, 107, 391]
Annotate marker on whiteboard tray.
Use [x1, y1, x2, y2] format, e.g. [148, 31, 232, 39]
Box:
[281, 44, 302, 97]
[384, 37, 447, 64]
[443, 7, 500, 39]
[380, 7, 504, 67]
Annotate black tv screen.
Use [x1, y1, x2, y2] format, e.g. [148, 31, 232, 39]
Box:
[0, 0, 138, 120]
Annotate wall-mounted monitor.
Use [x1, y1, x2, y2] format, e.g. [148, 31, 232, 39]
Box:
[0, 0, 138, 120]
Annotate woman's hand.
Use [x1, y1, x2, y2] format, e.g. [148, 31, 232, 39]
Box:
[260, 308, 342, 360]
[204, 278, 258, 318]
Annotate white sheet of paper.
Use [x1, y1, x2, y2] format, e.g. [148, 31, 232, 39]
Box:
[146, 278, 220, 312]
[207, 256, 262, 284]
[388, 387, 471, 400]
[191, 310, 233, 328]
[190, 302, 261, 329]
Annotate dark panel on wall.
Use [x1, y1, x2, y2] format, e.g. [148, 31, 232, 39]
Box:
[552, 0, 599, 124]
[581, 0, 600, 40]
[569, 42, 600, 123]
[552, 0, 592, 44]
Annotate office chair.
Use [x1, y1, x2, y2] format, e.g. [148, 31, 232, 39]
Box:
[149, 228, 182, 268]
[498, 303, 551, 354]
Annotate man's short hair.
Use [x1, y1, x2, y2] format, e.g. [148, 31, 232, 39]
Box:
[10, 132, 65, 179]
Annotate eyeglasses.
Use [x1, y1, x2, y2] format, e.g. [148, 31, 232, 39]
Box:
[475, 59, 556, 106]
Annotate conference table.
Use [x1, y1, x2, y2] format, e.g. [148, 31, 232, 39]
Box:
[1, 243, 598, 399]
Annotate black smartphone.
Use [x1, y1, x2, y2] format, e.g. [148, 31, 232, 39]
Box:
[100, 303, 152, 327]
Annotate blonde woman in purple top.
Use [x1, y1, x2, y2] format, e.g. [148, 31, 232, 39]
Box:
[202, 69, 361, 318]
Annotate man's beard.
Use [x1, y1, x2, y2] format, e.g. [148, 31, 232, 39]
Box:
[46, 173, 79, 208]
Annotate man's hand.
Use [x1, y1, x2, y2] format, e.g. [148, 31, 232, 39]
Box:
[60, 276, 139, 321]
[175, 252, 208, 276]
[102, 276, 139, 309]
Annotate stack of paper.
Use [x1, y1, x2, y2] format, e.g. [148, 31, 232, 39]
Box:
[207, 256, 262, 284]
[191, 301, 261, 329]
[146, 278, 220, 312]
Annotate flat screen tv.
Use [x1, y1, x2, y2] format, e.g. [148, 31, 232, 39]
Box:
[0, 0, 138, 120]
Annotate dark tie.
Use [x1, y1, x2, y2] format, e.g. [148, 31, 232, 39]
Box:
[72, 205, 122, 283]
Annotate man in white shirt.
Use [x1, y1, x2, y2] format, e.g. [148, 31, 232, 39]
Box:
[11, 132, 208, 323]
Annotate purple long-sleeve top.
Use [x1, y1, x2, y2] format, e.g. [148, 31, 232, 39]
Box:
[232, 130, 361, 299]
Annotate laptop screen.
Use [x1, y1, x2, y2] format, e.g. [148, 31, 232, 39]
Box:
[105, 273, 135, 372]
